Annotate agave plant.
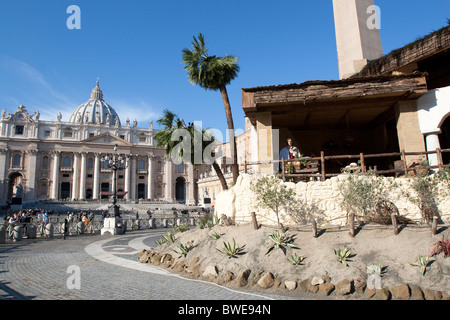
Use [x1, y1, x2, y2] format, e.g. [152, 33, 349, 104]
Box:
[173, 223, 189, 233]
[173, 241, 194, 257]
[162, 231, 176, 244]
[155, 238, 166, 246]
[410, 255, 431, 276]
[286, 253, 306, 265]
[334, 247, 352, 266]
[216, 238, 245, 258]
[266, 230, 299, 255]
[209, 230, 221, 240]
[367, 262, 384, 276]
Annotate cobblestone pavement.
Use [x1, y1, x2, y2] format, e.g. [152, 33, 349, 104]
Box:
[0, 229, 294, 301]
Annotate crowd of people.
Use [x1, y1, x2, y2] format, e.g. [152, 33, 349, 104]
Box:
[2, 209, 106, 240]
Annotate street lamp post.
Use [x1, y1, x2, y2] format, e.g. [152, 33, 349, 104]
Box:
[101, 144, 129, 217]
[100, 144, 129, 235]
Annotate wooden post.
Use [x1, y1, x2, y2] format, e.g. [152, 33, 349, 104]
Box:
[360, 153, 366, 173]
[391, 213, 399, 235]
[321, 151, 326, 181]
[432, 216, 438, 235]
[251, 212, 259, 230]
[401, 149, 408, 175]
[311, 219, 318, 238]
[437, 148, 443, 170]
[244, 159, 247, 174]
[282, 158, 286, 181]
[348, 211, 355, 237]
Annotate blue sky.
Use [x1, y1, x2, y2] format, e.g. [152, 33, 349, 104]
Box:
[0, 0, 449, 138]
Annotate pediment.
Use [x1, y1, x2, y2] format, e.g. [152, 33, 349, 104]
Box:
[82, 132, 132, 146]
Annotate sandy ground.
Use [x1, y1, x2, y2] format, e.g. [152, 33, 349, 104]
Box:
[152, 221, 450, 299]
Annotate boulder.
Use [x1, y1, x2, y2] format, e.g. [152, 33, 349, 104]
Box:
[319, 282, 335, 296]
[185, 264, 202, 278]
[410, 287, 424, 300]
[376, 288, 391, 300]
[335, 279, 353, 295]
[236, 269, 251, 287]
[424, 289, 435, 300]
[308, 284, 319, 293]
[311, 276, 324, 286]
[203, 265, 219, 278]
[391, 283, 410, 300]
[354, 280, 366, 294]
[366, 288, 376, 298]
[298, 279, 310, 292]
[221, 270, 235, 283]
[285, 281, 297, 291]
[257, 272, 275, 289]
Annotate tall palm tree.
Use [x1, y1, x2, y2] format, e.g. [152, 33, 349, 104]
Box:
[181, 33, 240, 186]
[154, 109, 229, 190]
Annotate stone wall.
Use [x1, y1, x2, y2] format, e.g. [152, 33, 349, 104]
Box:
[214, 173, 450, 227]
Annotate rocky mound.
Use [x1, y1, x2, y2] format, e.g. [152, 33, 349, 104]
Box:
[138, 222, 450, 300]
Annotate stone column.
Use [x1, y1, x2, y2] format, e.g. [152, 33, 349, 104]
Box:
[79, 152, 87, 200]
[26, 150, 38, 202]
[93, 153, 100, 200]
[256, 111, 278, 175]
[71, 152, 80, 200]
[395, 100, 426, 164]
[0, 148, 8, 201]
[424, 131, 442, 168]
[124, 156, 131, 200]
[165, 159, 173, 202]
[147, 155, 153, 200]
[186, 162, 195, 205]
[51, 151, 60, 200]
[130, 156, 136, 201]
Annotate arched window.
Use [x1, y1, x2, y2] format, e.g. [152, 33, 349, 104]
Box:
[87, 158, 94, 169]
[62, 156, 72, 168]
[42, 156, 49, 169]
[138, 159, 146, 170]
[12, 154, 21, 167]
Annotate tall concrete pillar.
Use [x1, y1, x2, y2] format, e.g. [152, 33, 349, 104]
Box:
[332, 0, 383, 79]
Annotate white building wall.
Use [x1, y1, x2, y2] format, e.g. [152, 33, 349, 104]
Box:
[417, 86, 450, 166]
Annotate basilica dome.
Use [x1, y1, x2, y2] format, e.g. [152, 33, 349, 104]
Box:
[69, 81, 121, 126]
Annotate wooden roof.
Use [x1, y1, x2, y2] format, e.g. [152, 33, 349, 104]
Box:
[352, 25, 450, 78]
[242, 73, 428, 129]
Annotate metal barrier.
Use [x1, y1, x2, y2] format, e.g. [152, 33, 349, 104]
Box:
[0, 212, 205, 242]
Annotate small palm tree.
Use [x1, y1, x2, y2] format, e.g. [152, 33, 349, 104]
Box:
[182, 33, 240, 186]
[154, 109, 229, 190]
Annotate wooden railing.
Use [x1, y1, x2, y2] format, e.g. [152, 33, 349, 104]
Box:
[242, 148, 450, 181]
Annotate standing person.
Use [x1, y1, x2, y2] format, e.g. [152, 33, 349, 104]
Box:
[7, 214, 15, 239]
[63, 217, 69, 240]
[279, 138, 301, 170]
